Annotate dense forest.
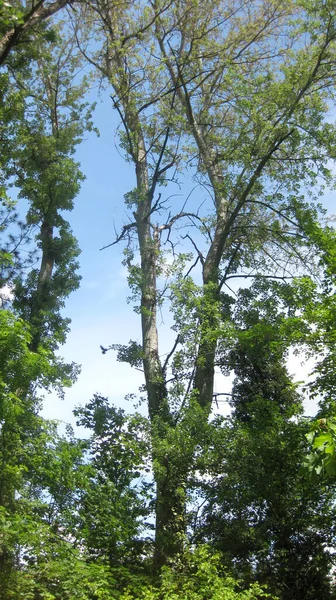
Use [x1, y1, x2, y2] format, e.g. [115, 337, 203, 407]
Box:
[1, 1, 336, 598]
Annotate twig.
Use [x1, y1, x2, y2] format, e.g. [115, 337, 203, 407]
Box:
[163, 335, 181, 373]
[182, 233, 205, 266]
[99, 221, 137, 251]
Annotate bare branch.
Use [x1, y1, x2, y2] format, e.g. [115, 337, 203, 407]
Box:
[182, 233, 205, 266]
[158, 211, 204, 234]
[163, 335, 181, 373]
[224, 273, 296, 282]
[99, 221, 137, 251]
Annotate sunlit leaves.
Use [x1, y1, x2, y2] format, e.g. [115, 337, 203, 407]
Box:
[306, 418, 336, 476]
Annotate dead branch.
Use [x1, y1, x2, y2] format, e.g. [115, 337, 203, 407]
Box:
[182, 233, 205, 266]
[163, 335, 181, 373]
[99, 221, 137, 251]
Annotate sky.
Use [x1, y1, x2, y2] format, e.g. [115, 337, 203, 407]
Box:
[39, 87, 336, 431]
[41, 91, 145, 426]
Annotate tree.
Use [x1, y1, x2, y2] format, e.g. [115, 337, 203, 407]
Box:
[152, 0, 336, 403]
[0, 6, 94, 355]
[0, 314, 148, 598]
[74, 394, 152, 577]
[0, 19, 95, 594]
[195, 280, 336, 599]
[76, 0, 190, 568]
[75, 0, 336, 569]
[10, 25, 93, 356]
[0, 309, 77, 592]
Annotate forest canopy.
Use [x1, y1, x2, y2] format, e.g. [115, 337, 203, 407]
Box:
[1, 1, 336, 599]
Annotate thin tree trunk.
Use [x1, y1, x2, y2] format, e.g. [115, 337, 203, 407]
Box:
[29, 219, 55, 352]
[133, 132, 184, 570]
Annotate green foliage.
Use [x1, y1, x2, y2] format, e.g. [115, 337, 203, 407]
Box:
[0, 68, 32, 283]
[0, 1, 25, 32]
[121, 547, 272, 600]
[74, 395, 153, 573]
[10, 28, 89, 350]
[0, 326, 118, 598]
[9, 550, 116, 600]
[306, 418, 336, 477]
[110, 340, 144, 368]
[198, 413, 336, 599]
[198, 282, 336, 600]
[299, 283, 336, 411]
[0, 310, 83, 593]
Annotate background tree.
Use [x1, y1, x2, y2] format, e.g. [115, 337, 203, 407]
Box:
[195, 280, 336, 600]
[10, 25, 93, 357]
[0, 17, 94, 596]
[74, 394, 152, 580]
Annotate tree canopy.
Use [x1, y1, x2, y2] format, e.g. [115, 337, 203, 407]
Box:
[1, 1, 336, 599]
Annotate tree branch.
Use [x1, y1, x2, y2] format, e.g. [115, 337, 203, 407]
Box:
[99, 221, 137, 251]
[0, 0, 71, 66]
[181, 233, 205, 266]
[162, 335, 181, 373]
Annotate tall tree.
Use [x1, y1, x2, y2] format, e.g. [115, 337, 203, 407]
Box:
[153, 0, 336, 405]
[11, 24, 93, 359]
[78, 0, 336, 568]
[0, 20, 93, 591]
[77, 0, 189, 568]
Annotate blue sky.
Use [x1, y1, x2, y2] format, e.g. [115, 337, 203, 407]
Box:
[41, 89, 336, 429]
[42, 91, 145, 425]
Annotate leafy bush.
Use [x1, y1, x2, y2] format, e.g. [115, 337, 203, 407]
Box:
[121, 546, 273, 600]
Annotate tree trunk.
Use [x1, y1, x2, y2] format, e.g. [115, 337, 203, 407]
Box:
[154, 465, 186, 570]
[133, 135, 185, 570]
[29, 219, 55, 352]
